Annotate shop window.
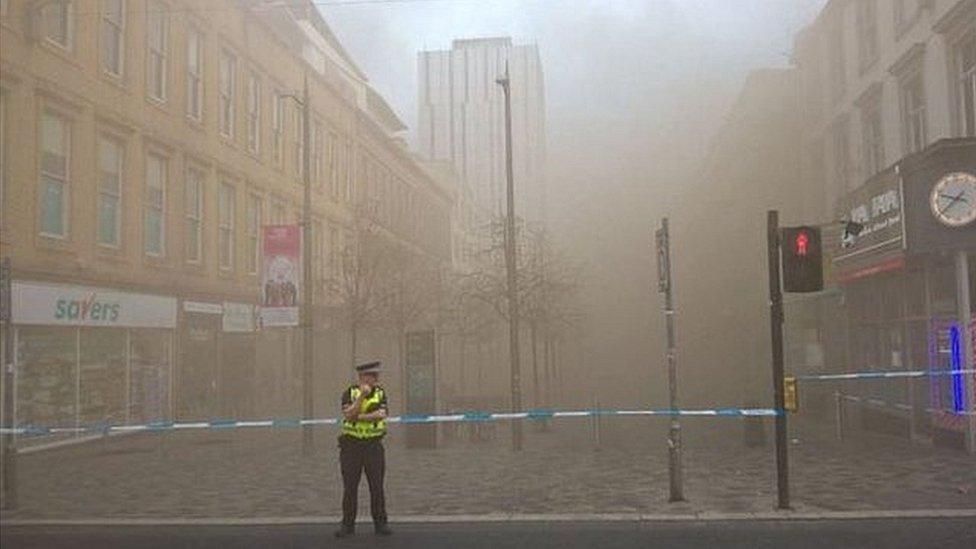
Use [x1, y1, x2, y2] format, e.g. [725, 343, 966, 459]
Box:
[79, 329, 127, 425]
[128, 330, 171, 423]
[16, 327, 77, 429]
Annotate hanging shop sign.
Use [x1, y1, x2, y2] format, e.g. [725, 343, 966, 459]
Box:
[12, 281, 176, 328]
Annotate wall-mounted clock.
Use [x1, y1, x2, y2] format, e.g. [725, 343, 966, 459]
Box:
[930, 172, 976, 227]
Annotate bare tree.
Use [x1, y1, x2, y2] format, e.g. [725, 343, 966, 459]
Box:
[464, 217, 584, 408]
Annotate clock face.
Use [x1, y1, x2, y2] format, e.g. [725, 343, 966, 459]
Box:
[930, 172, 976, 227]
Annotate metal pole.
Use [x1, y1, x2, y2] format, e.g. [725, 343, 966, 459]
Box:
[496, 64, 523, 452]
[955, 251, 974, 455]
[834, 390, 844, 442]
[1, 258, 16, 509]
[766, 210, 790, 510]
[301, 73, 314, 455]
[658, 218, 684, 502]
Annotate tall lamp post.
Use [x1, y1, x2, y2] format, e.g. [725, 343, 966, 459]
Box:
[496, 64, 523, 451]
[283, 73, 314, 455]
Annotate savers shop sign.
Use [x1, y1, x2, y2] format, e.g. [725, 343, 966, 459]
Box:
[12, 281, 176, 328]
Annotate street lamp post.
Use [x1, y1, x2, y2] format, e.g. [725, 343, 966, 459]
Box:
[496, 64, 524, 451]
[283, 74, 314, 455]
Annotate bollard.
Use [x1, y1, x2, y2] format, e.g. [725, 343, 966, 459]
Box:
[834, 391, 844, 442]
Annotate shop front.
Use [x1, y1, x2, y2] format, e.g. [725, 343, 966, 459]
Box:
[10, 281, 177, 440]
[177, 300, 257, 421]
[832, 138, 976, 451]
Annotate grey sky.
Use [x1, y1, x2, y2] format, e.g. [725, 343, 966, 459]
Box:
[321, 0, 825, 145]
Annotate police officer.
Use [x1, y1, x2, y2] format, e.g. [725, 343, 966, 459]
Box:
[335, 361, 392, 538]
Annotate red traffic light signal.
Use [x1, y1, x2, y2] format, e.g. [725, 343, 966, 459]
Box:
[781, 226, 823, 293]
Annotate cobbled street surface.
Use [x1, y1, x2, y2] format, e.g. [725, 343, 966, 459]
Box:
[2, 415, 974, 520]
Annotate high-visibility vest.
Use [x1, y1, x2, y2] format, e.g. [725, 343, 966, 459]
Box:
[341, 386, 387, 440]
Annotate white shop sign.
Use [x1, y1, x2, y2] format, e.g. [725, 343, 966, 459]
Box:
[183, 301, 223, 315]
[12, 281, 177, 328]
[222, 302, 256, 333]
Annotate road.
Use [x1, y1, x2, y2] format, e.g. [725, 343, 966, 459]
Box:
[3, 519, 975, 549]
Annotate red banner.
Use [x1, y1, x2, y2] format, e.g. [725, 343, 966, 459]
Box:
[260, 225, 300, 327]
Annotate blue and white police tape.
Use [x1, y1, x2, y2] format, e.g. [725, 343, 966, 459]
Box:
[839, 394, 976, 416]
[796, 368, 976, 382]
[0, 407, 782, 437]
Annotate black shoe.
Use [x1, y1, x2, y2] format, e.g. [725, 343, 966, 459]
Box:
[374, 523, 393, 536]
[334, 525, 355, 538]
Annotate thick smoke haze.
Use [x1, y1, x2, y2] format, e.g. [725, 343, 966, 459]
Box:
[322, 0, 827, 407]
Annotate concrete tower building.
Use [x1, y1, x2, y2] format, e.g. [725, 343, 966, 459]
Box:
[418, 38, 547, 227]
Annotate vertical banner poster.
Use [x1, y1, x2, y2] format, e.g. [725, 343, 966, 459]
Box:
[260, 225, 301, 328]
[405, 330, 437, 448]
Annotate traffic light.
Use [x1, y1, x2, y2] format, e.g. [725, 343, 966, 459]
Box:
[781, 226, 823, 293]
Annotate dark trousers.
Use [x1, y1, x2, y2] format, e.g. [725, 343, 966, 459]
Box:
[339, 435, 387, 527]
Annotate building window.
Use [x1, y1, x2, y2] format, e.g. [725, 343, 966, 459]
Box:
[329, 225, 339, 279]
[184, 168, 203, 263]
[219, 49, 236, 138]
[40, 112, 69, 237]
[328, 131, 339, 198]
[956, 30, 976, 137]
[829, 16, 846, 101]
[246, 71, 260, 154]
[219, 182, 235, 270]
[293, 106, 305, 179]
[246, 193, 261, 274]
[860, 93, 885, 177]
[97, 137, 123, 247]
[146, 1, 168, 101]
[101, 0, 125, 76]
[343, 141, 353, 202]
[856, 0, 879, 71]
[831, 116, 850, 200]
[312, 121, 323, 188]
[185, 28, 203, 121]
[900, 71, 926, 154]
[144, 153, 166, 256]
[272, 93, 284, 166]
[39, 0, 72, 49]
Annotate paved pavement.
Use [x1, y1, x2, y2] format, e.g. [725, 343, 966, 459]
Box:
[0, 415, 974, 520]
[3, 518, 976, 549]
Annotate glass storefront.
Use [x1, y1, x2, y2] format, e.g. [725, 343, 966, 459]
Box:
[129, 329, 172, 424]
[79, 328, 127, 425]
[16, 327, 76, 428]
[11, 281, 177, 441]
